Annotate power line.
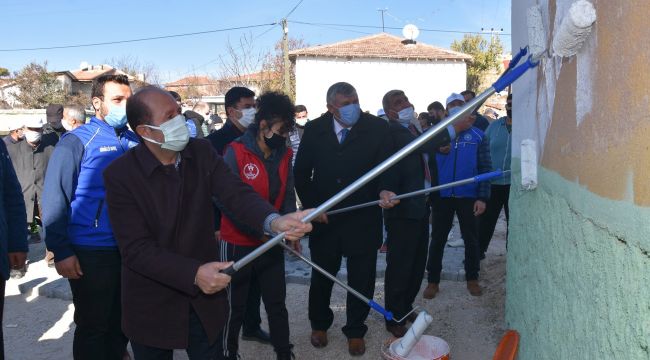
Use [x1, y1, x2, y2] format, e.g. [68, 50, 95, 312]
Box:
[289, 20, 511, 36]
[284, 0, 305, 19]
[0, 23, 277, 52]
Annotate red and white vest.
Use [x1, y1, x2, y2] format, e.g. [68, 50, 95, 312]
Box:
[220, 141, 293, 246]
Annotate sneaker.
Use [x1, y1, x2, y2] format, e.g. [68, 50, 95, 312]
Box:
[447, 237, 464, 247]
[241, 328, 271, 344]
[10, 265, 26, 280]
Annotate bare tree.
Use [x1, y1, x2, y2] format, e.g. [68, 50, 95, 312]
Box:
[262, 37, 307, 99]
[105, 55, 162, 86]
[217, 33, 270, 92]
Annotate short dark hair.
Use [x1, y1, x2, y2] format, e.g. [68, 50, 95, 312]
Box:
[168, 91, 181, 102]
[427, 101, 444, 112]
[91, 74, 130, 99]
[126, 86, 159, 133]
[225, 87, 255, 110]
[255, 91, 295, 134]
[294, 104, 307, 113]
[461, 90, 476, 99]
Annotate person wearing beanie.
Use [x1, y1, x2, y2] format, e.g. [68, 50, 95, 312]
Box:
[44, 104, 66, 138]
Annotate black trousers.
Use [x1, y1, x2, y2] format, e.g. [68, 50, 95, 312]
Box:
[131, 307, 218, 360]
[241, 272, 263, 334]
[217, 241, 291, 357]
[479, 184, 510, 254]
[68, 248, 128, 360]
[0, 278, 5, 360]
[426, 198, 481, 283]
[384, 216, 429, 325]
[308, 235, 377, 339]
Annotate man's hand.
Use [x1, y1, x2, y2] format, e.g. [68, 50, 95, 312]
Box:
[8, 252, 27, 271]
[379, 190, 400, 209]
[473, 200, 486, 216]
[438, 144, 451, 154]
[195, 262, 233, 294]
[271, 210, 314, 241]
[314, 213, 328, 224]
[55, 255, 83, 279]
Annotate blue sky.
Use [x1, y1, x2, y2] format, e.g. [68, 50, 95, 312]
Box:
[0, 0, 511, 83]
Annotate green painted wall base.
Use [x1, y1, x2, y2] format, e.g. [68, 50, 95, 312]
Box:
[506, 162, 650, 359]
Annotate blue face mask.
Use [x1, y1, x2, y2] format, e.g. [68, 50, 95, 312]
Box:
[104, 103, 128, 128]
[336, 103, 361, 127]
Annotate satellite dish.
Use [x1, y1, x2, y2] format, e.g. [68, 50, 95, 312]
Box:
[79, 61, 89, 70]
[402, 24, 420, 41]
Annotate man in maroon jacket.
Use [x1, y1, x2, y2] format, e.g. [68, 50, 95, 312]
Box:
[103, 86, 312, 359]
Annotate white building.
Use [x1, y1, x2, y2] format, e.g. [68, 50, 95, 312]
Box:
[290, 33, 471, 116]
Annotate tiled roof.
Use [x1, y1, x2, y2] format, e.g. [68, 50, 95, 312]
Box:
[220, 71, 280, 83]
[70, 65, 130, 82]
[164, 76, 220, 87]
[289, 33, 472, 62]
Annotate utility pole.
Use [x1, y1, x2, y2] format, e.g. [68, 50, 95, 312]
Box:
[377, 9, 387, 32]
[281, 18, 291, 97]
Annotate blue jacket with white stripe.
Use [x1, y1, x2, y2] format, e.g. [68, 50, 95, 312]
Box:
[43, 117, 139, 261]
[436, 126, 492, 200]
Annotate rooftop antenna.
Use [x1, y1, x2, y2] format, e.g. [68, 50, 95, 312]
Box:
[377, 8, 387, 32]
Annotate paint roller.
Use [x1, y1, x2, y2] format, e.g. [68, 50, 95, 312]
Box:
[326, 170, 506, 216]
[220, 54, 540, 321]
[527, 0, 597, 60]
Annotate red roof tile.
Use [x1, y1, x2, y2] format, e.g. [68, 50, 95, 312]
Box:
[289, 33, 472, 61]
[164, 76, 220, 87]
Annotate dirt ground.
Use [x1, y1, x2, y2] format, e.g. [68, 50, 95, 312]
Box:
[3, 223, 507, 360]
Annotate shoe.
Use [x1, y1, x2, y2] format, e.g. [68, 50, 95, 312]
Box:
[347, 338, 366, 356]
[276, 345, 295, 360]
[423, 283, 439, 299]
[467, 280, 483, 296]
[447, 237, 464, 247]
[310, 330, 328, 348]
[379, 243, 388, 253]
[241, 328, 271, 344]
[386, 323, 407, 337]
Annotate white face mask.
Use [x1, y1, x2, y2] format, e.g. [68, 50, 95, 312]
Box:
[62, 119, 74, 131]
[295, 116, 308, 127]
[397, 107, 415, 125]
[24, 129, 42, 143]
[237, 108, 256, 128]
[142, 114, 190, 152]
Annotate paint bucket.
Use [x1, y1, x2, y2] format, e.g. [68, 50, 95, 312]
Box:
[381, 335, 450, 360]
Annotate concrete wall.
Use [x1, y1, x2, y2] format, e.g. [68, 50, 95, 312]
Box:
[507, 1, 650, 359]
[294, 57, 466, 116]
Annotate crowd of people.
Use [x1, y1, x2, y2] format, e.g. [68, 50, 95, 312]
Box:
[0, 74, 512, 359]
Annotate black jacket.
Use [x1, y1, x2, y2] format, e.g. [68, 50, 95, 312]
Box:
[205, 120, 244, 231]
[294, 112, 392, 254]
[382, 121, 451, 220]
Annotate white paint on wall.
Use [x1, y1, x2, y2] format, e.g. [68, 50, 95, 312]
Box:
[576, 18, 597, 126]
[294, 57, 467, 116]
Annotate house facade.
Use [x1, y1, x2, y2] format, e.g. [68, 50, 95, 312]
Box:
[290, 33, 471, 115]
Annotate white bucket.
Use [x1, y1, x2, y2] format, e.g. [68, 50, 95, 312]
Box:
[381, 335, 450, 360]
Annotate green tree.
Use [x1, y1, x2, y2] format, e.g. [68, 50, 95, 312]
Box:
[451, 34, 504, 92]
[0, 67, 9, 77]
[12, 62, 65, 108]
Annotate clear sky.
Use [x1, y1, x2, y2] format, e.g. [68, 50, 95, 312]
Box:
[0, 0, 511, 83]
